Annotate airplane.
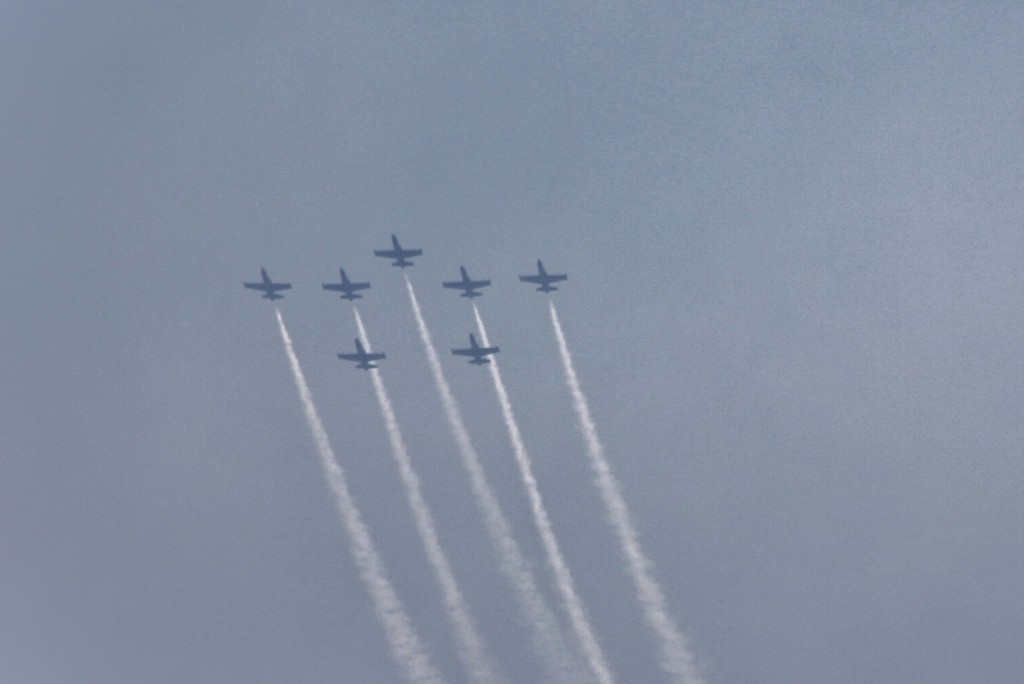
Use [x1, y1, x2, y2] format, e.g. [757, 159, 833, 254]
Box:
[451, 333, 499, 365]
[243, 268, 292, 300]
[442, 266, 491, 298]
[337, 338, 386, 370]
[322, 268, 371, 300]
[518, 259, 567, 293]
[373, 234, 422, 268]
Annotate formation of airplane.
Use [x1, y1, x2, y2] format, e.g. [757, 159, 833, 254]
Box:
[442, 266, 491, 298]
[451, 333, 500, 365]
[337, 338, 386, 370]
[518, 260, 567, 293]
[248, 239, 570, 367]
[374, 234, 423, 268]
[322, 268, 371, 300]
[243, 268, 292, 300]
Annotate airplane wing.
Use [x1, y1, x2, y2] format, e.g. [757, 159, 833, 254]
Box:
[443, 277, 490, 290]
[520, 273, 566, 284]
[338, 351, 385, 362]
[442, 280, 488, 290]
[452, 345, 498, 357]
[323, 282, 369, 292]
[374, 247, 422, 260]
[244, 282, 292, 292]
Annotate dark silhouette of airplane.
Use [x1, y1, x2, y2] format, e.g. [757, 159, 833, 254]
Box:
[442, 266, 491, 298]
[374, 234, 422, 267]
[322, 268, 371, 300]
[519, 260, 567, 293]
[244, 268, 292, 300]
[337, 338, 386, 370]
[451, 333, 499, 365]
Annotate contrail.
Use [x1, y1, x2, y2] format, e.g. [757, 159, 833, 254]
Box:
[353, 308, 503, 684]
[474, 304, 616, 684]
[404, 274, 583, 684]
[549, 302, 705, 684]
[274, 308, 445, 684]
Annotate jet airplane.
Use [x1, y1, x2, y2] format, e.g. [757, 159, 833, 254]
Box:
[322, 268, 371, 300]
[374, 234, 422, 268]
[451, 333, 499, 365]
[518, 260, 567, 293]
[442, 266, 491, 298]
[244, 268, 292, 300]
[337, 338, 386, 370]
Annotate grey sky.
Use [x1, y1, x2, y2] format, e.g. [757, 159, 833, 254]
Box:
[3, 2, 1023, 682]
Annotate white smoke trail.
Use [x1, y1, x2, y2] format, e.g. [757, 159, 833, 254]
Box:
[548, 302, 705, 684]
[353, 309, 503, 684]
[274, 308, 445, 684]
[404, 274, 583, 684]
[474, 305, 616, 684]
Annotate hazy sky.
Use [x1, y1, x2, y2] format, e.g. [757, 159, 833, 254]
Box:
[3, 2, 1023, 683]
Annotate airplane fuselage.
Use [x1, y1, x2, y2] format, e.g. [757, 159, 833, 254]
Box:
[442, 267, 491, 298]
[244, 268, 292, 300]
[374, 234, 422, 267]
[451, 333, 499, 365]
[323, 269, 371, 300]
[518, 260, 566, 293]
[338, 338, 386, 370]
